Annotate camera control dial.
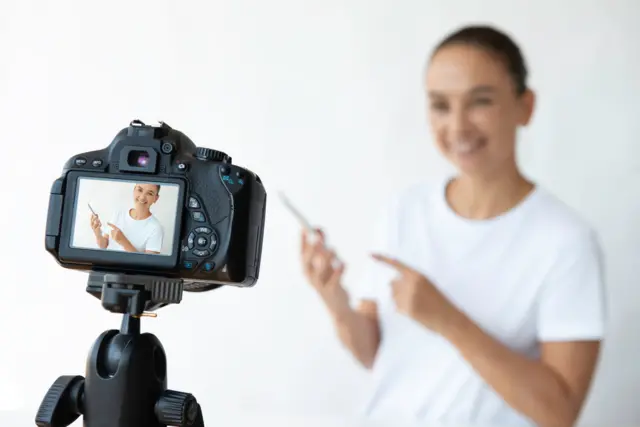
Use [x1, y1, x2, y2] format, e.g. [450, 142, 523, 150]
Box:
[195, 147, 230, 163]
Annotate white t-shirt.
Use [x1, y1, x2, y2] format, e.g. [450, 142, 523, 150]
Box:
[354, 176, 607, 426]
[106, 209, 164, 254]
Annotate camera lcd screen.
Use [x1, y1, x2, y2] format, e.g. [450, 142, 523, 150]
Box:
[70, 177, 181, 257]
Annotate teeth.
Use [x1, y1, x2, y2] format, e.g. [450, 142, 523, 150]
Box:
[453, 140, 482, 154]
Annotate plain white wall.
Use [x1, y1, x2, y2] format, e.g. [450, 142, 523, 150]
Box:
[0, 0, 638, 425]
[71, 177, 180, 255]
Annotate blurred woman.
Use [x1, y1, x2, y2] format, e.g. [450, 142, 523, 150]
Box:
[300, 25, 606, 427]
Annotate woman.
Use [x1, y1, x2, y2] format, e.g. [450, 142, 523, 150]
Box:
[91, 183, 164, 254]
[300, 25, 606, 427]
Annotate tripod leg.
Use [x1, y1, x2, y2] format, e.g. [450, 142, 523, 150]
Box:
[35, 375, 84, 427]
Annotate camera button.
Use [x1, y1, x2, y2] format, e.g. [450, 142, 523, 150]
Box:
[193, 249, 210, 257]
[195, 227, 212, 234]
[74, 157, 87, 166]
[196, 236, 208, 247]
[192, 212, 206, 222]
[203, 262, 215, 272]
[187, 232, 196, 249]
[188, 197, 200, 209]
[183, 261, 196, 269]
[92, 159, 103, 167]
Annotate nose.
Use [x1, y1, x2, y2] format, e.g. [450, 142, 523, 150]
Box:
[448, 105, 473, 141]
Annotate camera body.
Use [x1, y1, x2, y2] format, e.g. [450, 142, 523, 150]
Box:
[45, 120, 267, 292]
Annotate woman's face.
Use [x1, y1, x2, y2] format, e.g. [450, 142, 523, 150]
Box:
[133, 184, 159, 209]
[425, 44, 534, 178]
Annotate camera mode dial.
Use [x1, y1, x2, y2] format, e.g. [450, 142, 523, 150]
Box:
[195, 147, 230, 163]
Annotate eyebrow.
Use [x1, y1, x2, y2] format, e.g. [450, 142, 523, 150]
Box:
[428, 85, 498, 97]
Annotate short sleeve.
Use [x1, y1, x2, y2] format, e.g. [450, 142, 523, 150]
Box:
[145, 223, 164, 253]
[537, 229, 607, 342]
[351, 195, 400, 306]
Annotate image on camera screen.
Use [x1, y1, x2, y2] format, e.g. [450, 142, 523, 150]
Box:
[70, 177, 180, 256]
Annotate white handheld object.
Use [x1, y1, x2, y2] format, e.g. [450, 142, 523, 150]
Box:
[278, 191, 315, 232]
[279, 192, 340, 266]
[88, 203, 108, 235]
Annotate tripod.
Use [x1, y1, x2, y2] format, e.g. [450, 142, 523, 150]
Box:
[35, 273, 205, 427]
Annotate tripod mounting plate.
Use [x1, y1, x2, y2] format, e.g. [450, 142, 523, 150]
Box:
[86, 272, 184, 316]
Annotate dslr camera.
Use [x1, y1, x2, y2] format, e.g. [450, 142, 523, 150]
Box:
[46, 119, 267, 294]
[36, 120, 267, 427]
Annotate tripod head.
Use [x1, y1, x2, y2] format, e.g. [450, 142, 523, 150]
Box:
[86, 272, 185, 333]
[35, 273, 205, 427]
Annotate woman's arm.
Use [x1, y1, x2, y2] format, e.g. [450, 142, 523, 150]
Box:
[332, 300, 381, 369]
[119, 240, 139, 252]
[107, 222, 139, 252]
[300, 229, 381, 369]
[372, 248, 604, 427]
[95, 232, 109, 249]
[443, 313, 600, 427]
[91, 214, 109, 248]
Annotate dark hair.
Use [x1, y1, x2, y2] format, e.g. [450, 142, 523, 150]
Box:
[432, 25, 528, 95]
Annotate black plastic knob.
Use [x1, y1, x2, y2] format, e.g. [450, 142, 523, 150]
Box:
[155, 390, 199, 426]
[195, 147, 230, 163]
[35, 375, 84, 427]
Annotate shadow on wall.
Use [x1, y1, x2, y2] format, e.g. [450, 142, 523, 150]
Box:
[577, 172, 640, 425]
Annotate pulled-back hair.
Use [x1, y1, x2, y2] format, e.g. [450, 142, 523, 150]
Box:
[432, 25, 529, 95]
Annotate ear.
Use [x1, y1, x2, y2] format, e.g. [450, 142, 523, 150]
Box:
[518, 88, 536, 126]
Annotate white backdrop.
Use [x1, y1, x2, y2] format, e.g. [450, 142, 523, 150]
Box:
[1, 0, 638, 426]
[71, 177, 180, 255]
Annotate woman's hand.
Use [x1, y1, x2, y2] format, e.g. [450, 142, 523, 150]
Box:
[107, 222, 137, 252]
[372, 253, 461, 334]
[301, 229, 350, 318]
[90, 214, 102, 234]
[107, 223, 127, 244]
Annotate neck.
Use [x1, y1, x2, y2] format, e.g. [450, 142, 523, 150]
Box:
[447, 164, 534, 220]
[130, 208, 151, 220]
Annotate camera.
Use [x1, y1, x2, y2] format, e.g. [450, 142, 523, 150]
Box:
[45, 119, 267, 294]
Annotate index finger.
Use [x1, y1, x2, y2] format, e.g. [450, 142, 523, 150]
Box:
[107, 222, 118, 230]
[371, 253, 412, 272]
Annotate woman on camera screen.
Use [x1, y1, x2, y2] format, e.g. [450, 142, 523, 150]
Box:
[90, 183, 164, 254]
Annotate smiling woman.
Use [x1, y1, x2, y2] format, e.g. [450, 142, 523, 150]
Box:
[90, 183, 165, 254]
[298, 25, 606, 427]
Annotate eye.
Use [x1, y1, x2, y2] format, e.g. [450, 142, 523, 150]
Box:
[472, 97, 493, 106]
[430, 100, 449, 112]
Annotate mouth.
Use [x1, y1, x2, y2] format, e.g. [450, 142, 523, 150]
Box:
[136, 198, 148, 205]
[450, 138, 486, 156]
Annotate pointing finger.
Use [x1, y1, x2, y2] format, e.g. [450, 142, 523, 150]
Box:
[371, 253, 412, 273]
